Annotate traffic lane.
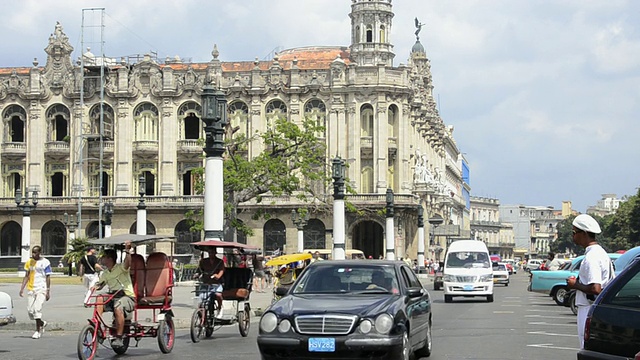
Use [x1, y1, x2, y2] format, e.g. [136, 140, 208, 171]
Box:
[0, 327, 262, 360]
[525, 292, 580, 353]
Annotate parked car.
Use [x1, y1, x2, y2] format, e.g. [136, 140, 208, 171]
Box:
[528, 254, 621, 306]
[433, 261, 444, 291]
[577, 256, 640, 359]
[502, 259, 516, 274]
[492, 263, 509, 286]
[0, 291, 16, 326]
[257, 260, 432, 359]
[613, 245, 640, 274]
[524, 259, 543, 272]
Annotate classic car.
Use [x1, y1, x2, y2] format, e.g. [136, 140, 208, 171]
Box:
[578, 256, 640, 359]
[257, 260, 432, 360]
[492, 263, 509, 286]
[528, 254, 621, 306]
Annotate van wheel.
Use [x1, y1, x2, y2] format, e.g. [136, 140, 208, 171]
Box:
[487, 295, 494, 302]
[444, 295, 452, 303]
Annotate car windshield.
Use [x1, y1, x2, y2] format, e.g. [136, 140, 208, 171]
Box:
[446, 252, 490, 269]
[291, 264, 399, 294]
[493, 264, 507, 271]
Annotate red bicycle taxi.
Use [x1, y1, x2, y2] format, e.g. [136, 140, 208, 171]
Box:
[77, 234, 176, 360]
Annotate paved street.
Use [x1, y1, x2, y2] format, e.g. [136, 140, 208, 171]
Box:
[0, 272, 580, 359]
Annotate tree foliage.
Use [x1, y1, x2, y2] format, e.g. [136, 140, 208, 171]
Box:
[187, 116, 330, 238]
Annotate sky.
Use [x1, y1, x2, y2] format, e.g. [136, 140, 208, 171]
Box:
[2, 0, 639, 213]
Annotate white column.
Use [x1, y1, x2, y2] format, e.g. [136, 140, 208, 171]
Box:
[104, 224, 112, 238]
[332, 199, 346, 260]
[136, 206, 147, 257]
[18, 215, 31, 277]
[417, 226, 425, 272]
[385, 217, 395, 260]
[297, 229, 304, 253]
[204, 156, 224, 241]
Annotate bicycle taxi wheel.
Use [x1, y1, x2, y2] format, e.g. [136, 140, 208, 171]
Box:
[158, 314, 175, 353]
[77, 324, 98, 360]
[238, 303, 251, 337]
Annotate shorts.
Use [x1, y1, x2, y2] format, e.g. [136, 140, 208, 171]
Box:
[104, 294, 136, 318]
[254, 270, 265, 278]
[27, 291, 47, 320]
[198, 284, 223, 303]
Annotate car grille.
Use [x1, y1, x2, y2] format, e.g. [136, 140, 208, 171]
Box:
[295, 314, 357, 335]
[455, 276, 477, 282]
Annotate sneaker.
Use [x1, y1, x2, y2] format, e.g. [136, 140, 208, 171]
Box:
[31, 331, 40, 339]
[215, 308, 224, 319]
[39, 321, 47, 335]
[111, 337, 124, 347]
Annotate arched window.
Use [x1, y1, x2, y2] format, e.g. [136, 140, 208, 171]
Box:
[303, 99, 326, 138]
[224, 219, 247, 244]
[266, 99, 287, 126]
[175, 220, 201, 254]
[2, 104, 27, 142]
[388, 104, 398, 138]
[86, 221, 106, 239]
[361, 166, 374, 193]
[360, 104, 374, 136]
[0, 220, 21, 256]
[129, 220, 156, 253]
[133, 102, 159, 141]
[137, 170, 156, 196]
[303, 219, 326, 250]
[263, 219, 286, 255]
[228, 101, 249, 138]
[4, 171, 22, 198]
[178, 101, 202, 140]
[89, 103, 114, 139]
[45, 104, 70, 142]
[366, 25, 373, 43]
[41, 221, 67, 255]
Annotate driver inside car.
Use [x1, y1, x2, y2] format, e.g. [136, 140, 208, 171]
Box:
[91, 242, 136, 347]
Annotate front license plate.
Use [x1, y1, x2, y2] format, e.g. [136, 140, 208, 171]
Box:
[308, 337, 335, 352]
[463, 285, 474, 291]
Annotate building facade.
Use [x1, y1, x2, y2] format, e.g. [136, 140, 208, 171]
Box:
[587, 193, 621, 217]
[0, 0, 468, 268]
[499, 204, 562, 259]
[470, 196, 514, 259]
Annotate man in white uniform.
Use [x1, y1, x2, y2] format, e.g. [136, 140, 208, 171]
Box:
[566, 214, 614, 349]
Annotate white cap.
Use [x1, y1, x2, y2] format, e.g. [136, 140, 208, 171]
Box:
[572, 214, 601, 234]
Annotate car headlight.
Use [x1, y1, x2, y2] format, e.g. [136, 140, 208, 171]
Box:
[479, 275, 492, 282]
[358, 319, 372, 334]
[443, 274, 456, 282]
[278, 319, 291, 333]
[374, 314, 393, 334]
[260, 312, 278, 333]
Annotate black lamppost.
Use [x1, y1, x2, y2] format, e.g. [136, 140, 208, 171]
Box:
[63, 212, 79, 276]
[103, 201, 114, 238]
[136, 175, 147, 256]
[201, 84, 228, 241]
[291, 209, 310, 253]
[332, 157, 346, 260]
[15, 188, 38, 276]
[385, 188, 395, 260]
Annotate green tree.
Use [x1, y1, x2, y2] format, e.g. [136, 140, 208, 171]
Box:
[62, 237, 92, 269]
[550, 214, 583, 256]
[602, 188, 640, 251]
[188, 116, 330, 239]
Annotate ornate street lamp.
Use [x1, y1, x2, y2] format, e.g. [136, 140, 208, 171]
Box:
[417, 205, 426, 273]
[385, 188, 395, 260]
[291, 209, 310, 253]
[332, 157, 346, 260]
[201, 84, 228, 242]
[63, 212, 79, 276]
[428, 214, 444, 261]
[15, 188, 38, 277]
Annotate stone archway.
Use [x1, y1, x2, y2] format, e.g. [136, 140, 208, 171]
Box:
[351, 220, 384, 259]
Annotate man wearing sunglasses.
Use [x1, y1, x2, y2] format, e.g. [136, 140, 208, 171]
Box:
[566, 214, 615, 349]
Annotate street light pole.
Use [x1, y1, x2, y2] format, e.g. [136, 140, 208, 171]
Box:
[332, 157, 346, 260]
[428, 214, 444, 261]
[15, 188, 38, 277]
[385, 188, 395, 260]
[136, 175, 147, 257]
[291, 209, 309, 253]
[103, 201, 114, 238]
[417, 205, 425, 273]
[63, 212, 78, 276]
[201, 84, 228, 242]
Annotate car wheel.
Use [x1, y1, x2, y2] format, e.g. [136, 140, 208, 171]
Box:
[414, 318, 432, 357]
[398, 330, 411, 360]
[553, 287, 568, 306]
[570, 292, 578, 316]
[505, 282, 509, 287]
[487, 294, 494, 302]
[444, 295, 452, 303]
[433, 283, 439, 291]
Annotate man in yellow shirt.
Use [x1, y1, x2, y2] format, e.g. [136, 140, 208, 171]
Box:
[91, 241, 135, 347]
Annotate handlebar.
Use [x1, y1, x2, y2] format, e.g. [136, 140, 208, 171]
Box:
[84, 288, 123, 307]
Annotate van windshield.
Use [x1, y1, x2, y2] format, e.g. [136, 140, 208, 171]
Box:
[446, 252, 490, 269]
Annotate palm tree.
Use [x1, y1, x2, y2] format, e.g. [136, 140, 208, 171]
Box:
[63, 237, 91, 275]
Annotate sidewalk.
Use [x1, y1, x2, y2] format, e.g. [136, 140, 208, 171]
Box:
[0, 281, 274, 331]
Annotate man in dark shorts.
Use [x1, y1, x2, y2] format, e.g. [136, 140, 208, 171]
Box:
[79, 246, 103, 304]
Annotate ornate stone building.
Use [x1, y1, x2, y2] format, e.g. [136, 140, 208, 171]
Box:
[0, 0, 468, 268]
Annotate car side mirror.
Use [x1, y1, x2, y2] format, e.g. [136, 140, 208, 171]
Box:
[406, 287, 424, 298]
[275, 286, 290, 296]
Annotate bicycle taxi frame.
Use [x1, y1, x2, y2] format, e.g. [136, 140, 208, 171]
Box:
[189, 240, 259, 343]
[77, 234, 176, 360]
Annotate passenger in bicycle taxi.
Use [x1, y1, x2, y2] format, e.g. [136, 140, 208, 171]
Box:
[91, 242, 136, 347]
[193, 248, 225, 318]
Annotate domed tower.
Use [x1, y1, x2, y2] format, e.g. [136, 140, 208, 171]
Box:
[349, 0, 395, 66]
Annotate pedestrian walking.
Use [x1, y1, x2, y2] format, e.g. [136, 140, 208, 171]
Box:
[545, 252, 563, 271]
[566, 214, 615, 349]
[18, 246, 52, 339]
[78, 246, 103, 304]
[253, 255, 266, 292]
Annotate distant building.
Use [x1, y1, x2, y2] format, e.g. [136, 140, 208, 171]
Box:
[499, 204, 563, 259]
[470, 196, 514, 259]
[587, 194, 621, 217]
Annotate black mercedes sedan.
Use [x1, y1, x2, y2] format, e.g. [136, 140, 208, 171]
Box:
[257, 260, 432, 360]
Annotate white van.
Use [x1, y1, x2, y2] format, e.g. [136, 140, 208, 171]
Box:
[443, 240, 494, 303]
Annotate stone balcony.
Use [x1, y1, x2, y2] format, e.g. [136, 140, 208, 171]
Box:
[87, 140, 114, 156]
[132, 140, 159, 155]
[45, 141, 70, 156]
[1, 142, 26, 158]
[177, 139, 203, 154]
